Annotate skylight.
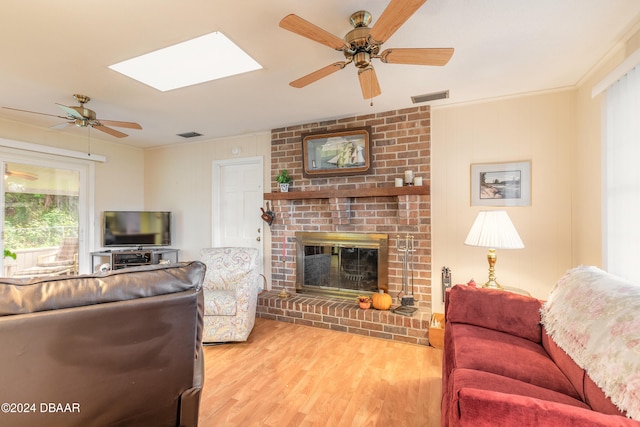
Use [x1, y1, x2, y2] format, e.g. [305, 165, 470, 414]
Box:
[109, 32, 262, 92]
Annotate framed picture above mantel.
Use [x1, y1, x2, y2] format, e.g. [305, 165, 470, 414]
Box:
[471, 160, 531, 206]
[301, 127, 372, 178]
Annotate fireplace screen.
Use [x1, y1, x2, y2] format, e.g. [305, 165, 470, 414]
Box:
[296, 232, 388, 299]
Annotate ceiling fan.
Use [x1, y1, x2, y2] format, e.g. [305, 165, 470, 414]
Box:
[4, 165, 37, 181]
[3, 94, 142, 138]
[279, 0, 454, 100]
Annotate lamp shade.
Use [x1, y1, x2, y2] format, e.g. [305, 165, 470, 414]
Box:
[464, 210, 524, 249]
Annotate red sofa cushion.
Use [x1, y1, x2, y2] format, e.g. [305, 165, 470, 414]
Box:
[447, 323, 579, 398]
[543, 326, 628, 417]
[541, 328, 586, 401]
[455, 388, 640, 427]
[446, 285, 542, 343]
[585, 374, 630, 417]
[448, 368, 590, 426]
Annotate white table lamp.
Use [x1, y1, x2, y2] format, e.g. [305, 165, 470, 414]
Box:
[464, 210, 524, 289]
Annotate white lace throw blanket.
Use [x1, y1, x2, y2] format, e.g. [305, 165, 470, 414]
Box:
[540, 266, 640, 420]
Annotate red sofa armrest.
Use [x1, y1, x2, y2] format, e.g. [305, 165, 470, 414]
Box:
[446, 285, 542, 343]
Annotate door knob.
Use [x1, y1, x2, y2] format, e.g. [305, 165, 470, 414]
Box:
[256, 236, 261, 242]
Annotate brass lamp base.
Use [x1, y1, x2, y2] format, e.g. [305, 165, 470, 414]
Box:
[483, 248, 503, 290]
[483, 279, 503, 289]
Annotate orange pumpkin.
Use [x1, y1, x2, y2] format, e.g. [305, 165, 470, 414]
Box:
[372, 290, 392, 310]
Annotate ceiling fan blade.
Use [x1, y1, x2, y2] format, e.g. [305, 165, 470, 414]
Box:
[380, 48, 454, 66]
[290, 62, 348, 88]
[369, 0, 427, 44]
[99, 119, 142, 130]
[50, 121, 74, 130]
[2, 106, 67, 120]
[358, 66, 382, 100]
[280, 14, 347, 50]
[93, 125, 128, 138]
[55, 103, 85, 120]
[5, 170, 38, 181]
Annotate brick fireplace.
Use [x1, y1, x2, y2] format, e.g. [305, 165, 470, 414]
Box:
[257, 106, 433, 345]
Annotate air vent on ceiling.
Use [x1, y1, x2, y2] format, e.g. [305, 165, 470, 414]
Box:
[177, 131, 202, 138]
[411, 90, 449, 104]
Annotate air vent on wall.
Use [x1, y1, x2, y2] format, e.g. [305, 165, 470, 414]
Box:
[177, 131, 202, 138]
[411, 90, 449, 104]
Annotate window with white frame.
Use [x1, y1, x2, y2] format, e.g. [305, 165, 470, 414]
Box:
[602, 64, 640, 282]
[1, 140, 98, 276]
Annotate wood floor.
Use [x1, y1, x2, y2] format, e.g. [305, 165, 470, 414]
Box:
[198, 318, 443, 427]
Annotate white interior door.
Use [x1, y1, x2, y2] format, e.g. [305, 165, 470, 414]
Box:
[212, 157, 264, 270]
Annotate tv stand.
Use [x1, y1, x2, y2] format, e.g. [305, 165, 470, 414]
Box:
[91, 248, 180, 271]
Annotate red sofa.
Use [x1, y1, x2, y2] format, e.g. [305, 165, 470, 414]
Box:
[441, 284, 639, 427]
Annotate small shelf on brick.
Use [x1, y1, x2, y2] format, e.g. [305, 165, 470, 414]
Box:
[264, 185, 429, 201]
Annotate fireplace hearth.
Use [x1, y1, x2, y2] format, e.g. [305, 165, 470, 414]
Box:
[295, 232, 388, 299]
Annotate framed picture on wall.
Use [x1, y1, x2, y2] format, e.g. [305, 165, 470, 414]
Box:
[301, 127, 372, 178]
[470, 161, 531, 206]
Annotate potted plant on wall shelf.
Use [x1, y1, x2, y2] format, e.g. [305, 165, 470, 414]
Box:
[275, 169, 292, 192]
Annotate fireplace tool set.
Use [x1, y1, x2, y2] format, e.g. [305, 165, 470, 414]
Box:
[393, 233, 417, 316]
[278, 232, 290, 298]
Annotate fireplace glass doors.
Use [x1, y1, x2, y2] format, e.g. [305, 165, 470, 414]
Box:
[295, 232, 388, 299]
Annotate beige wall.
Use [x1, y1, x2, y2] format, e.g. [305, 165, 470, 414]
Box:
[4, 23, 639, 298]
[573, 26, 640, 269]
[145, 96, 579, 309]
[429, 24, 640, 312]
[431, 90, 576, 310]
[0, 117, 144, 270]
[0, 117, 272, 273]
[143, 132, 271, 262]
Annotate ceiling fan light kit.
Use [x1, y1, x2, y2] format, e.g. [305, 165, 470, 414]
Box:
[279, 0, 454, 100]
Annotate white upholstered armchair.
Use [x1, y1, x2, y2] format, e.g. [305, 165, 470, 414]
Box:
[199, 247, 262, 343]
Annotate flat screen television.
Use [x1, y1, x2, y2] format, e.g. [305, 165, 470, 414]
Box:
[103, 211, 171, 247]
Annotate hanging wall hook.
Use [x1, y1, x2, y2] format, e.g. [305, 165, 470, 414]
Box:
[260, 202, 275, 226]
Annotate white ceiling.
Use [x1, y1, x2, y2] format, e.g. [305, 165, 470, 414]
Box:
[1, 0, 639, 149]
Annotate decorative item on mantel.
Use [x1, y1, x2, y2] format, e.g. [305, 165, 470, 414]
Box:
[275, 169, 292, 192]
[404, 170, 414, 186]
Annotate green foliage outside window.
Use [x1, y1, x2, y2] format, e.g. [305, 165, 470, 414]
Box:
[4, 192, 78, 249]
[3, 249, 16, 259]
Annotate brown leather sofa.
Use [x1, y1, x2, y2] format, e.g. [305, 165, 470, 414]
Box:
[0, 261, 205, 427]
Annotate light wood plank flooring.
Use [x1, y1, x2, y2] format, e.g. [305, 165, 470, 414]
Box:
[198, 318, 443, 427]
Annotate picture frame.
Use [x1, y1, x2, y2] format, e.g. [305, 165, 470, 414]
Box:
[470, 161, 531, 206]
[301, 127, 372, 178]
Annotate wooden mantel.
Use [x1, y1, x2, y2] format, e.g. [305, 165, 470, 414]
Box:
[264, 185, 429, 201]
